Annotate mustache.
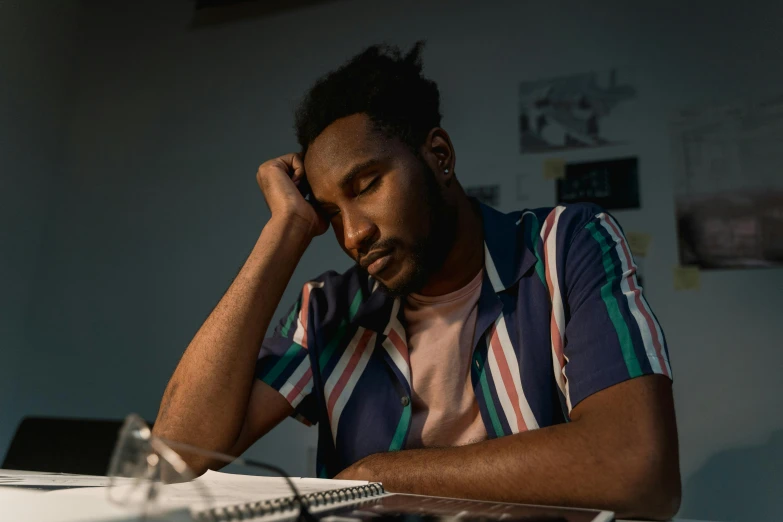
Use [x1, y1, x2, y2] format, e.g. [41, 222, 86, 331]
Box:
[357, 239, 400, 270]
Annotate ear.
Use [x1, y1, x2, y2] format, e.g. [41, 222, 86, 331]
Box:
[421, 127, 456, 187]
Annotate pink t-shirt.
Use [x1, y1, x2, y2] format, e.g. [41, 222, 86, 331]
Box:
[404, 268, 487, 449]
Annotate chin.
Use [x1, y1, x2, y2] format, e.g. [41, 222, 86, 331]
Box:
[376, 265, 426, 298]
[376, 282, 407, 299]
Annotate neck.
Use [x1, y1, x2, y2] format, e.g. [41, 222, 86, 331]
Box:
[416, 195, 484, 297]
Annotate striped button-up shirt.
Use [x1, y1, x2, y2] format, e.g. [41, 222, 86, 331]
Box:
[256, 202, 672, 478]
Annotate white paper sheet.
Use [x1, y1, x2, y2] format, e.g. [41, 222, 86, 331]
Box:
[0, 468, 136, 488]
[148, 469, 370, 511]
[2, 470, 372, 521]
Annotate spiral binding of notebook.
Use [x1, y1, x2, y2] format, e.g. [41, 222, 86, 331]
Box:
[194, 483, 386, 522]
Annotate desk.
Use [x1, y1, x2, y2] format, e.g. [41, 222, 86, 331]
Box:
[1, 468, 715, 522]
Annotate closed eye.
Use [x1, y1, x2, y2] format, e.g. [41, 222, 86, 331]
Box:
[358, 176, 380, 196]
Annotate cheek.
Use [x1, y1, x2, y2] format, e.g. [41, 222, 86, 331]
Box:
[391, 187, 431, 238]
[383, 172, 429, 225]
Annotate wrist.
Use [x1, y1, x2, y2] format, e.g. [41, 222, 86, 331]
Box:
[267, 212, 315, 245]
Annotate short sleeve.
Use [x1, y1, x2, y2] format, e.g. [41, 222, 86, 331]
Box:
[255, 283, 320, 426]
[562, 211, 672, 410]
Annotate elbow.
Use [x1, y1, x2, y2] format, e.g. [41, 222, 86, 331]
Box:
[626, 477, 681, 521]
[611, 449, 681, 520]
[150, 425, 212, 479]
[184, 458, 212, 478]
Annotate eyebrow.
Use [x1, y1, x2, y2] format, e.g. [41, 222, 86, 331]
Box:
[313, 158, 381, 206]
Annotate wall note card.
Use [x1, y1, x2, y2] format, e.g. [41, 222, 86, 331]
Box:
[673, 266, 701, 291]
[543, 159, 567, 180]
[556, 157, 640, 210]
[626, 232, 652, 258]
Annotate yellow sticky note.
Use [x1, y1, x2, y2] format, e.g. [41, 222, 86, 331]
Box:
[543, 158, 566, 180]
[626, 232, 652, 258]
[673, 266, 700, 291]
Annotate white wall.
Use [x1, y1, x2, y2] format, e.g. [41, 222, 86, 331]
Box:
[5, 1, 782, 520]
[0, 0, 82, 456]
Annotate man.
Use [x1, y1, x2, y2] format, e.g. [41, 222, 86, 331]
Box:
[153, 43, 680, 519]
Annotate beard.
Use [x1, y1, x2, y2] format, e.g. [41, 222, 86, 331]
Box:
[369, 160, 457, 298]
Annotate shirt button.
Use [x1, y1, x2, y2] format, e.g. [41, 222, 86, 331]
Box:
[400, 396, 410, 407]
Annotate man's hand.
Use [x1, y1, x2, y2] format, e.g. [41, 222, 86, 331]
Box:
[256, 153, 329, 238]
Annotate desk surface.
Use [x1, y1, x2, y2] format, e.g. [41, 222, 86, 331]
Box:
[1, 469, 714, 522]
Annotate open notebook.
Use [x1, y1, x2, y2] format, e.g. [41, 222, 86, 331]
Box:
[4, 470, 376, 521]
[3, 469, 614, 522]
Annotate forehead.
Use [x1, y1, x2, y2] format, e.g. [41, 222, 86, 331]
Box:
[303, 113, 394, 182]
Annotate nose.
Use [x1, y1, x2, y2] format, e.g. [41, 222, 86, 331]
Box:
[342, 209, 378, 254]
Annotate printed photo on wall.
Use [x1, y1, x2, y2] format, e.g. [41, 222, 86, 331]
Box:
[519, 69, 636, 153]
[556, 157, 640, 211]
[671, 95, 783, 269]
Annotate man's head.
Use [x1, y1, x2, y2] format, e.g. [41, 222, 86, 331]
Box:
[295, 42, 461, 297]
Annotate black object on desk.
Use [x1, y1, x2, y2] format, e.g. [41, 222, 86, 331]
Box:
[2, 416, 152, 476]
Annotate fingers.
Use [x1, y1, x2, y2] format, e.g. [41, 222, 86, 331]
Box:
[256, 153, 306, 193]
[290, 153, 304, 174]
[277, 153, 306, 183]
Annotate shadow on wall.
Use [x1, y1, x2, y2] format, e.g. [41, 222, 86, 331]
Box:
[680, 429, 783, 522]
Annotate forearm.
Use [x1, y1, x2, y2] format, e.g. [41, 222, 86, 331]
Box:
[343, 377, 680, 520]
[153, 215, 311, 459]
[354, 424, 674, 519]
[362, 424, 627, 507]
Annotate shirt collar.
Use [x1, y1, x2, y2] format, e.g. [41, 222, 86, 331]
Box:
[353, 201, 537, 330]
[352, 276, 397, 332]
[479, 202, 537, 292]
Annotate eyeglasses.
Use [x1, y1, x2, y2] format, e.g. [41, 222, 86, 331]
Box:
[107, 413, 317, 522]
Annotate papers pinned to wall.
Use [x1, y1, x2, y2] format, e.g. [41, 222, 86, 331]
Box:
[543, 158, 566, 180]
[519, 69, 636, 154]
[671, 94, 783, 269]
[555, 157, 640, 210]
[673, 266, 701, 291]
[626, 232, 652, 258]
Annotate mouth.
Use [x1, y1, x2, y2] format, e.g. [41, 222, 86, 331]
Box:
[360, 250, 393, 277]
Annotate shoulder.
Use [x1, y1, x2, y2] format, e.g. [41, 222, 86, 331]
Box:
[513, 202, 610, 250]
[480, 202, 611, 289]
[517, 202, 605, 234]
